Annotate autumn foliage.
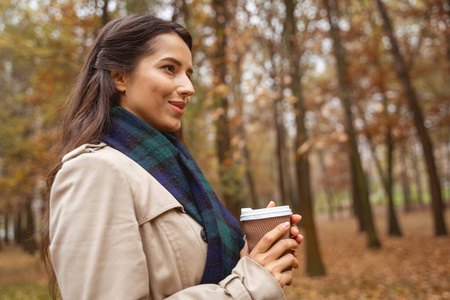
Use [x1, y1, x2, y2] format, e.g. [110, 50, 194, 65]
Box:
[0, 0, 449, 298]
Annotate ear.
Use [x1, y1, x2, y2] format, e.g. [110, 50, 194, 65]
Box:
[110, 71, 127, 92]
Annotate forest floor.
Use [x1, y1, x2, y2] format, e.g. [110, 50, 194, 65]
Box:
[0, 244, 49, 299]
[284, 207, 450, 300]
[0, 207, 449, 299]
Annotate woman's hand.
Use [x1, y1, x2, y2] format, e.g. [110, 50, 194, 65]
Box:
[267, 201, 304, 250]
[240, 201, 303, 287]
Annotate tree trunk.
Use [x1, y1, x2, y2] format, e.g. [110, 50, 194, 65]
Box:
[171, 0, 181, 21]
[14, 210, 22, 245]
[366, 8, 402, 235]
[242, 146, 257, 207]
[23, 200, 37, 254]
[375, 0, 447, 235]
[355, 93, 402, 236]
[211, 0, 243, 220]
[383, 89, 402, 236]
[4, 211, 9, 244]
[365, 115, 401, 235]
[386, 122, 402, 235]
[410, 143, 425, 206]
[265, 27, 294, 207]
[284, 0, 326, 276]
[271, 68, 292, 206]
[172, 0, 191, 30]
[351, 159, 365, 232]
[400, 140, 413, 212]
[234, 53, 258, 208]
[101, 0, 110, 26]
[317, 149, 335, 220]
[274, 96, 287, 205]
[324, 0, 381, 248]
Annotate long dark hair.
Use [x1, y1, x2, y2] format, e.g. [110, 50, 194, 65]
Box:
[43, 14, 192, 298]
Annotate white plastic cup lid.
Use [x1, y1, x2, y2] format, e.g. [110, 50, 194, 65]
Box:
[240, 205, 292, 221]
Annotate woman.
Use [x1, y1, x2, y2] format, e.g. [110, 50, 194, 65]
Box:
[44, 14, 303, 300]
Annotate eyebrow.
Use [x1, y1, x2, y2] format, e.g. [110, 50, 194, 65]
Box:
[160, 57, 193, 74]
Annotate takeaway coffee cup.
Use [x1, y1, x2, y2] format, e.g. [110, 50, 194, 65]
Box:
[240, 205, 293, 254]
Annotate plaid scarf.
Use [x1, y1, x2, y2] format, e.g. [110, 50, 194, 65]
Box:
[102, 106, 244, 284]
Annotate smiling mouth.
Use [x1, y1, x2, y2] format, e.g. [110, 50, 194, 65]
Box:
[168, 101, 186, 115]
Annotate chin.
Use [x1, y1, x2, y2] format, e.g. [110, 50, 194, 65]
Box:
[162, 123, 181, 133]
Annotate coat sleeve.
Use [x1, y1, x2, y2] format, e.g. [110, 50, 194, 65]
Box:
[50, 151, 285, 300]
[49, 153, 150, 300]
[165, 256, 286, 300]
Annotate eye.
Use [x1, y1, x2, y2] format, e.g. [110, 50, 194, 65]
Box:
[162, 65, 175, 73]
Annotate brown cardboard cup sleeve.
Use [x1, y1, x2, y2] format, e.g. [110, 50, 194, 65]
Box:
[240, 206, 293, 267]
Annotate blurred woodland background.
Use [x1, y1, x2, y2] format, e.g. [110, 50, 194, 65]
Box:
[0, 0, 449, 299]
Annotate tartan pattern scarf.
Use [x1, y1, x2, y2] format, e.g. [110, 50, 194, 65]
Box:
[102, 106, 244, 284]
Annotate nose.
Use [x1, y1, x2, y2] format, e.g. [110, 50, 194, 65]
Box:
[177, 75, 195, 98]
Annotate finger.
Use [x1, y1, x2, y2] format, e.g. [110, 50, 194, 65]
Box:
[276, 253, 299, 272]
[290, 225, 299, 237]
[290, 214, 302, 225]
[266, 201, 276, 208]
[252, 222, 290, 254]
[285, 275, 294, 286]
[240, 241, 249, 258]
[293, 234, 304, 244]
[290, 225, 304, 243]
[269, 238, 299, 259]
[275, 271, 294, 287]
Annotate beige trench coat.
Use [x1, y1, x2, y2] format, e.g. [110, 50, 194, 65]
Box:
[49, 143, 286, 300]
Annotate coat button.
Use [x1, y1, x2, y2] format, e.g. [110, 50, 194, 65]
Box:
[201, 228, 207, 242]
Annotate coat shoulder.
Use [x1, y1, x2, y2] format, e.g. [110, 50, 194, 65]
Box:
[62, 142, 108, 163]
[60, 143, 136, 172]
[60, 142, 183, 224]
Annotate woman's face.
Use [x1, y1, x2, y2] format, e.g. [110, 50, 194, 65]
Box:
[114, 33, 194, 132]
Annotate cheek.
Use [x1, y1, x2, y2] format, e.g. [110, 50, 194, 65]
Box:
[153, 77, 175, 95]
[129, 73, 174, 103]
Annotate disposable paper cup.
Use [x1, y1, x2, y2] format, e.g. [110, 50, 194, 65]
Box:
[240, 205, 293, 254]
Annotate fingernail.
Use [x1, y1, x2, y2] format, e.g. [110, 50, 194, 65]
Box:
[283, 222, 290, 229]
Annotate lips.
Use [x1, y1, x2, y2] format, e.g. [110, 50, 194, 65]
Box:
[168, 100, 186, 115]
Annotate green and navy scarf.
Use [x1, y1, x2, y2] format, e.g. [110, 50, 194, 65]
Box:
[102, 106, 244, 284]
